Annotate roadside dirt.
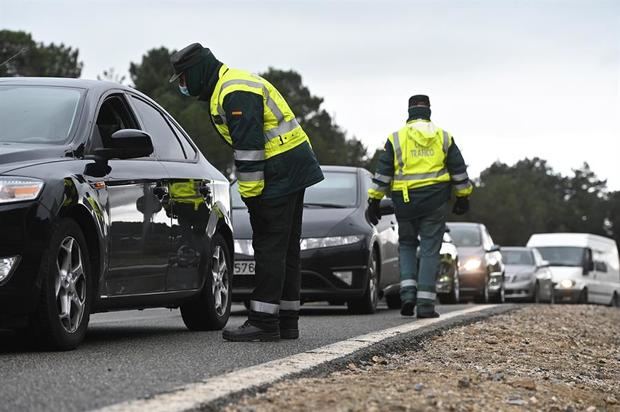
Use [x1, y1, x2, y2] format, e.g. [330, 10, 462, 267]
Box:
[224, 305, 620, 412]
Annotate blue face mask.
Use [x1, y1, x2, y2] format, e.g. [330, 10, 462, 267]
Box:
[179, 84, 190, 96]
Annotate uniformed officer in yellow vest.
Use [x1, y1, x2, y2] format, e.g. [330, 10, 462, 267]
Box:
[170, 43, 324, 341]
[366, 95, 472, 318]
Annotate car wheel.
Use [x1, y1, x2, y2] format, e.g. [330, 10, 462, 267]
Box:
[385, 293, 402, 310]
[475, 277, 490, 303]
[181, 233, 232, 330]
[348, 247, 379, 314]
[609, 292, 619, 308]
[533, 282, 541, 304]
[29, 219, 92, 350]
[578, 288, 588, 304]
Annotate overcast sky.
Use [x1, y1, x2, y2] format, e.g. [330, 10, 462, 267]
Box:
[2, 0, 619, 188]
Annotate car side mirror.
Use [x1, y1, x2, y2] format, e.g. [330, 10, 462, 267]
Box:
[488, 244, 501, 253]
[94, 129, 154, 160]
[539, 260, 550, 268]
[583, 248, 594, 275]
[379, 198, 395, 216]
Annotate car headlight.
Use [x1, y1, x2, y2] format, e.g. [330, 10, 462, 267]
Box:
[0, 177, 44, 204]
[559, 279, 575, 289]
[234, 239, 254, 256]
[462, 258, 482, 271]
[0, 256, 20, 284]
[300, 235, 364, 250]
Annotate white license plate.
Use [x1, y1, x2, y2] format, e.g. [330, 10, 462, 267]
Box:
[234, 261, 256, 275]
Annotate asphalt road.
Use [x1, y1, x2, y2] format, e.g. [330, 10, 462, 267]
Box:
[0, 302, 475, 412]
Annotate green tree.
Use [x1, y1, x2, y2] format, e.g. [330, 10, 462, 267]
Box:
[0, 30, 82, 77]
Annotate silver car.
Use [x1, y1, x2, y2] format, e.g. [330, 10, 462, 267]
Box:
[503, 247, 554, 303]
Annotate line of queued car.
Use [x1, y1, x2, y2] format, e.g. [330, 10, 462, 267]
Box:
[1, 77, 619, 351]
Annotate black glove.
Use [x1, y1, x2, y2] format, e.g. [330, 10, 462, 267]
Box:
[452, 197, 470, 215]
[243, 195, 262, 212]
[365, 199, 381, 225]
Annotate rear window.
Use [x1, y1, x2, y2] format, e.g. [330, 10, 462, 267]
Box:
[448, 225, 482, 247]
[0, 85, 82, 144]
[503, 250, 535, 265]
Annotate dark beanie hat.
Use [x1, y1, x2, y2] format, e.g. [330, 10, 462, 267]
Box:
[408, 94, 431, 107]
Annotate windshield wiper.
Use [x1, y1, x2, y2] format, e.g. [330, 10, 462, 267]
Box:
[304, 202, 348, 209]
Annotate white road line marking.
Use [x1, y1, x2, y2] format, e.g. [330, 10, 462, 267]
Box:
[94, 305, 497, 412]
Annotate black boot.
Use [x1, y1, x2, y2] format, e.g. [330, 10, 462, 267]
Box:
[400, 301, 415, 316]
[416, 305, 440, 319]
[279, 310, 299, 339]
[222, 320, 280, 342]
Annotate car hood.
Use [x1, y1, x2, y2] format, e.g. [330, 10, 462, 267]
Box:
[454, 246, 484, 260]
[0, 143, 68, 174]
[548, 266, 584, 280]
[505, 264, 535, 276]
[232, 207, 357, 239]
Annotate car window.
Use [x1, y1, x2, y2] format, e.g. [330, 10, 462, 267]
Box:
[448, 225, 482, 247]
[502, 250, 535, 265]
[168, 118, 197, 159]
[92, 95, 140, 152]
[131, 96, 186, 160]
[304, 171, 358, 208]
[0, 85, 83, 144]
[536, 247, 586, 267]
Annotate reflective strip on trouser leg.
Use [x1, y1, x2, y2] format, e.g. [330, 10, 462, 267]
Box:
[250, 300, 280, 315]
[417, 291, 437, 302]
[280, 300, 300, 311]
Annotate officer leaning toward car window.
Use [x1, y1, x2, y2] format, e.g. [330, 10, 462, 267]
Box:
[366, 95, 473, 318]
[170, 43, 324, 342]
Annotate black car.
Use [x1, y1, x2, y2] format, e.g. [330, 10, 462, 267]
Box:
[0, 78, 233, 349]
[231, 166, 400, 313]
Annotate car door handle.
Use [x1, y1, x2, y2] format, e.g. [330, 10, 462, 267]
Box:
[152, 185, 169, 199]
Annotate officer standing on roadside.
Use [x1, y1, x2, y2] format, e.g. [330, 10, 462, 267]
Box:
[170, 43, 323, 341]
[366, 95, 472, 318]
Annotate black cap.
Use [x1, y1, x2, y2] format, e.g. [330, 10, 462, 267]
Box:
[408, 94, 431, 107]
[169, 43, 207, 83]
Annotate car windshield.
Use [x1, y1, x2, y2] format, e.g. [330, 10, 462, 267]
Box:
[448, 225, 482, 247]
[536, 247, 585, 267]
[0, 85, 83, 144]
[231, 171, 358, 209]
[503, 250, 535, 265]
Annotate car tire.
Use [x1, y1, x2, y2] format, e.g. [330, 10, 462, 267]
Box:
[533, 282, 541, 304]
[609, 292, 619, 308]
[348, 247, 379, 314]
[490, 280, 505, 304]
[29, 219, 92, 351]
[474, 277, 490, 303]
[578, 288, 588, 304]
[385, 293, 402, 310]
[443, 271, 460, 304]
[181, 233, 232, 330]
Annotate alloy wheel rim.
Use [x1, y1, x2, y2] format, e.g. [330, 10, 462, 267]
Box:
[211, 245, 229, 317]
[369, 251, 378, 307]
[55, 236, 86, 333]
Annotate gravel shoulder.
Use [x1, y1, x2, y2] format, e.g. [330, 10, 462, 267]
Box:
[224, 305, 620, 412]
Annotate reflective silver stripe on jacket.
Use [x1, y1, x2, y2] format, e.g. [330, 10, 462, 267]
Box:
[454, 181, 471, 191]
[234, 149, 265, 161]
[392, 168, 448, 181]
[417, 291, 436, 300]
[250, 300, 279, 314]
[264, 118, 300, 140]
[373, 173, 393, 184]
[401, 279, 418, 288]
[237, 171, 265, 182]
[442, 130, 450, 154]
[392, 131, 404, 176]
[280, 300, 301, 311]
[451, 172, 469, 181]
[370, 183, 388, 193]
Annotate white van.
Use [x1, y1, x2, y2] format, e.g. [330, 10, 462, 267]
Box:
[527, 233, 620, 305]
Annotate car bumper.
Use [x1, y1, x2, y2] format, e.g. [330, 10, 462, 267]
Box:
[554, 287, 582, 303]
[232, 241, 369, 302]
[505, 280, 535, 300]
[458, 268, 486, 293]
[0, 201, 53, 320]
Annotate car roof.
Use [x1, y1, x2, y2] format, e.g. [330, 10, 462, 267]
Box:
[320, 165, 365, 173]
[0, 77, 137, 96]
